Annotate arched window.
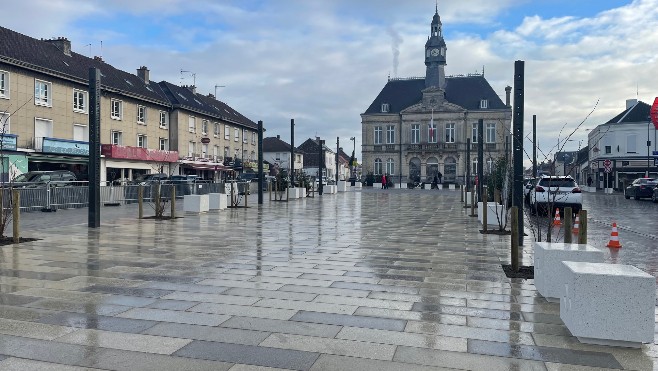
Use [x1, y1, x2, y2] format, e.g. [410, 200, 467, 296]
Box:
[386, 159, 395, 175]
[426, 157, 439, 182]
[374, 158, 382, 175]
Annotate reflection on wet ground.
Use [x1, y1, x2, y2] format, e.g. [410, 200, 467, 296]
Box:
[0, 189, 654, 370]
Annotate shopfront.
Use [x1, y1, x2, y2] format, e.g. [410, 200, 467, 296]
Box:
[101, 144, 179, 184]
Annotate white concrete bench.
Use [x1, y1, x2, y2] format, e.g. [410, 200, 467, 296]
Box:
[184, 194, 209, 213]
[534, 242, 603, 302]
[560, 261, 655, 347]
[208, 193, 227, 210]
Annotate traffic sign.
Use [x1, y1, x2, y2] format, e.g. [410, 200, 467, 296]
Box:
[603, 159, 611, 167]
[651, 97, 658, 130]
[604, 166, 612, 173]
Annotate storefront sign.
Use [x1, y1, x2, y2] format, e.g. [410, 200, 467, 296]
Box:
[42, 137, 89, 156]
[0, 134, 17, 151]
[101, 144, 178, 163]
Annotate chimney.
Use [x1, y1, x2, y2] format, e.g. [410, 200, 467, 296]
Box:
[93, 56, 104, 62]
[207, 93, 215, 99]
[45, 37, 71, 57]
[137, 66, 150, 84]
[626, 99, 638, 110]
[185, 85, 196, 94]
[505, 86, 512, 107]
[276, 135, 280, 139]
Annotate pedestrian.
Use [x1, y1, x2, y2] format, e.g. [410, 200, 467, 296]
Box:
[381, 174, 386, 189]
[432, 175, 438, 189]
[587, 176, 593, 187]
[437, 171, 443, 184]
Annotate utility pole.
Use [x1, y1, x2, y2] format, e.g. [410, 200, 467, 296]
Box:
[258, 120, 264, 204]
[513, 60, 525, 247]
[88, 68, 101, 228]
[290, 119, 295, 187]
[477, 119, 484, 202]
[318, 139, 324, 195]
[533, 115, 537, 178]
[336, 137, 339, 183]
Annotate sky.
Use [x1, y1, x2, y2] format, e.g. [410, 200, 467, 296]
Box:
[5, 0, 658, 165]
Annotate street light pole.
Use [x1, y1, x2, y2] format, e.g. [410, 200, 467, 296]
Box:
[647, 119, 651, 178]
[350, 137, 355, 178]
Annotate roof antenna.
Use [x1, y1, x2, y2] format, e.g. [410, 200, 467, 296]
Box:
[85, 43, 91, 57]
[100, 40, 103, 59]
[180, 69, 196, 86]
[482, 65, 485, 76]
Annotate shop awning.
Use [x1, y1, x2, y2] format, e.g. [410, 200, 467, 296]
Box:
[27, 153, 89, 164]
[182, 162, 233, 171]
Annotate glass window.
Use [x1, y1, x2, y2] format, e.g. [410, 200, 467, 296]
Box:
[480, 99, 488, 109]
[137, 134, 147, 148]
[73, 90, 87, 113]
[159, 138, 168, 151]
[386, 159, 395, 175]
[386, 125, 395, 144]
[428, 122, 437, 143]
[224, 125, 230, 140]
[188, 116, 195, 133]
[381, 103, 389, 113]
[159, 111, 168, 127]
[605, 146, 611, 154]
[445, 123, 455, 143]
[110, 99, 122, 119]
[202, 143, 208, 158]
[252, 132, 257, 144]
[214, 123, 220, 136]
[411, 124, 420, 144]
[626, 134, 637, 153]
[202, 120, 208, 135]
[35, 80, 52, 106]
[374, 158, 382, 175]
[111, 131, 122, 145]
[487, 158, 494, 174]
[0, 70, 8, 98]
[374, 126, 382, 145]
[243, 129, 248, 143]
[486, 123, 496, 143]
[73, 124, 87, 141]
[137, 105, 146, 124]
[0, 112, 10, 134]
[188, 141, 195, 157]
[234, 128, 239, 141]
[472, 123, 478, 143]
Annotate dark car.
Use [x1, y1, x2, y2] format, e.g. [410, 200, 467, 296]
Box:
[652, 187, 658, 203]
[625, 177, 657, 200]
[11, 170, 77, 188]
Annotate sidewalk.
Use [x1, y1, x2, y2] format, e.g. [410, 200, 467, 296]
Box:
[0, 190, 653, 370]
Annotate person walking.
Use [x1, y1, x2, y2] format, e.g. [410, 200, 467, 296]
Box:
[432, 175, 438, 189]
[381, 174, 386, 189]
[587, 176, 593, 187]
[437, 171, 443, 184]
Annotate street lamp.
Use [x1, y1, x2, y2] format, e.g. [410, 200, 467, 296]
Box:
[647, 117, 652, 178]
[349, 137, 355, 179]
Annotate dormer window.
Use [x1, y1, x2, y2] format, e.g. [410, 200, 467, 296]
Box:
[381, 103, 390, 113]
[480, 99, 488, 109]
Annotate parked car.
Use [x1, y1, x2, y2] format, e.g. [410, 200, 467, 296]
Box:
[652, 186, 658, 203]
[624, 177, 657, 200]
[11, 170, 77, 188]
[529, 175, 582, 215]
[138, 173, 168, 185]
[524, 177, 537, 204]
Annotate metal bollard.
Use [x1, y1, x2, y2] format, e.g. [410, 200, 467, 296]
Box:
[138, 185, 143, 219]
[511, 206, 519, 272]
[460, 185, 464, 202]
[470, 188, 476, 217]
[12, 190, 19, 243]
[483, 189, 488, 232]
[170, 186, 176, 218]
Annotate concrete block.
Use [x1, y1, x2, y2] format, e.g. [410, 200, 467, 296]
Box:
[326, 185, 338, 194]
[561, 261, 655, 346]
[466, 192, 477, 204]
[534, 242, 604, 302]
[448, 184, 455, 190]
[208, 193, 228, 210]
[353, 183, 362, 190]
[298, 187, 307, 198]
[184, 194, 209, 213]
[287, 188, 300, 199]
[477, 202, 506, 227]
[337, 181, 348, 192]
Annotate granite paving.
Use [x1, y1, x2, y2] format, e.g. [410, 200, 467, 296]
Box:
[0, 189, 653, 369]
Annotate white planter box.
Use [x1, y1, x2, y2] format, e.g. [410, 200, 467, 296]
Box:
[373, 182, 382, 189]
[184, 194, 209, 213]
[477, 202, 506, 227]
[325, 185, 338, 194]
[448, 184, 455, 190]
[534, 242, 604, 302]
[337, 181, 348, 192]
[287, 188, 300, 199]
[297, 187, 306, 198]
[561, 261, 655, 346]
[208, 193, 228, 210]
[353, 183, 362, 190]
[465, 192, 477, 205]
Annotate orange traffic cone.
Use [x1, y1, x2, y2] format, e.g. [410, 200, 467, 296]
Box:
[552, 208, 561, 226]
[572, 214, 580, 234]
[606, 222, 622, 248]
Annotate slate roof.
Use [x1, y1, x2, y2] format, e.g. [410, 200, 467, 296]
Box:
[298, 138, 333, 168]
[605, 101, 651, 124]
[158, 82, 256, 129]
[0, 26, 169, 106]
[263, 137, 303, 153]
[364, 75, 507, 114]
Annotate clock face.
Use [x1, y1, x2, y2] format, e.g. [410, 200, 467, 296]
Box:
[430, 48, 440, 57]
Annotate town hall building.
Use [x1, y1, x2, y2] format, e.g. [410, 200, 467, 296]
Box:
[361, 7, 512, 185]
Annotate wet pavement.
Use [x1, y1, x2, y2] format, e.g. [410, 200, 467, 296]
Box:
[0, 189, 655, 370]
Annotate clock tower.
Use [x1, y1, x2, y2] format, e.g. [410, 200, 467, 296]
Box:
[425, 6, 447, 89]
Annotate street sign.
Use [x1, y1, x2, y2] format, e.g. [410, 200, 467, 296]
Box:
[603, 159, 611, 167]
[604, 166, 612, 173]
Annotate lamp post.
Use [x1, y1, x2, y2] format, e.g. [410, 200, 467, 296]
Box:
[350, 137, 356, 178]
[647, 117, 652, 178]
